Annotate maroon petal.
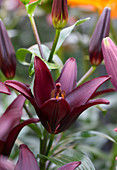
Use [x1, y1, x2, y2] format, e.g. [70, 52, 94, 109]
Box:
[0, 95, 25, 141]
[39, 98, 70, 134]
[3, 118, 39, 156]
[58, 98, 109, 132]
[34, 56, 55, 106]
[5, 80, 36, 107]
[0, 141, 5, 155]
[56, 57, 77, 95]
[66, 76, 110, 109]
[102, 37, 117, 90]
[0, 156, 15, 170]
[0, 81, 11, 95]
[91, 88, 115, 98]
[15, 144, 39, 170]
[57, 161, 81, 170]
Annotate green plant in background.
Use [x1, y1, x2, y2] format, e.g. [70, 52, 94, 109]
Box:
[0, 0, 117, 169]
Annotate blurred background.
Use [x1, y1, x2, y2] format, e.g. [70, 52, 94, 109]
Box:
[0, 0, 117, 169]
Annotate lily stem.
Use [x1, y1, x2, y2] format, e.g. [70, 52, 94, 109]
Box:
[77, 65, 96, 86]
[24, 104, 32, 118]
[40, 129, 48, 170]
[28, 14, 45, 60]
[48, 29, 61, 62]
[46, 134, 55, 156]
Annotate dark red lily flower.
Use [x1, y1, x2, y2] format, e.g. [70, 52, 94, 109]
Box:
[89, 7, 111, 66]
[52, 0, 68, 29]
[0, 144, 40, 170]
[0, 19, 16, 79]
[0, 95, 39, 156]
[5, 56, 110, 134]
[0, 144, 81, 170]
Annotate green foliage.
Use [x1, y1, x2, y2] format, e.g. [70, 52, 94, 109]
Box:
[25, 0, 41, 15]
[55, 17, 90, 53]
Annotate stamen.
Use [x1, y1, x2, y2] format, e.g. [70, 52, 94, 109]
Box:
[51, 82, 65, 99]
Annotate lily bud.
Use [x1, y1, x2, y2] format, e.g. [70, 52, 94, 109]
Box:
[89, 7, 111, 66]
[52, 0, 68, 29]
[0, 19, 16, 79]
[102, 37, 117, 90]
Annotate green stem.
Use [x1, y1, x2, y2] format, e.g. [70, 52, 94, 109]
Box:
[48, 29, 61, 62]
[24, 103, 32, 118]
[77, 66, 96, 86]
[46, 134, 55, 156]
[28, 14, 45, 60]
[40, 129, 49, 170]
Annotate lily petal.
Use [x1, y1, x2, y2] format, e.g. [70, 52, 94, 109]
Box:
[15, 144, 39, 170]
[114, 127, 117, 132]
[0, 95, 25, 141]
[102, 37, 117, 90]
[91, 88, 115, 98]
[34, 56, 55, 106]
[3, 118, 39, 156]
[66, 76, 110, 108]
[0, 156, 15, 170]
[56, 57, 77, 95]
[39, 98, 70, 134]
[57, 161, 81, 170]
[5, 80, 36, 107]
[0, 81, 11, 95]
[58, 98, 109, 132]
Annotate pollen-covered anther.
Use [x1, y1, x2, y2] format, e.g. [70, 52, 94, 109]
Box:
[51, 83, 65, 99]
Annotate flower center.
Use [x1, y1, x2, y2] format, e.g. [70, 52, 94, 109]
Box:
[51, 83, 65, 99]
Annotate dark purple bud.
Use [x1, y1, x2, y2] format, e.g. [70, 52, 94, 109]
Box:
[52, 0, 68, 29]
[89, 7, 111, 66]
[0, 19, 16, 78]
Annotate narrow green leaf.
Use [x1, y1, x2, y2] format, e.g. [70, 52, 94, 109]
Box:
[26, 0, 41, 15]
[55, 17, 90, 52]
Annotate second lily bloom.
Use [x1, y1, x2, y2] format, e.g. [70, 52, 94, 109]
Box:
[5, 56, 110, 134]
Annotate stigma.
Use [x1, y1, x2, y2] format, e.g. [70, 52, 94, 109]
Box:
[51, 83, 65, 99]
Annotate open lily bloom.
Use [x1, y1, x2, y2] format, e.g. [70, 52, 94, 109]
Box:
[0, 144, 81, 170]
[0, 95, 39, 156]
[5, 56, 110, 134]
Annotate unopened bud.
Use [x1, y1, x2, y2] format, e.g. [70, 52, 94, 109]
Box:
[52, 0, 68, 29]
[0, 20, 16, 79]
[89, 7, 111, 66]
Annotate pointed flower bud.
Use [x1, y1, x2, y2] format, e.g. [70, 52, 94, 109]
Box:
[102, 37, 117, 90]
[0, 19, 16, 79]
[51, 0, 68, 29]
[89, 7, 111, 66]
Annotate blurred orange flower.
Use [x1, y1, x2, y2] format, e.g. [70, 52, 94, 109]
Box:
[67, 0, 117, 18]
